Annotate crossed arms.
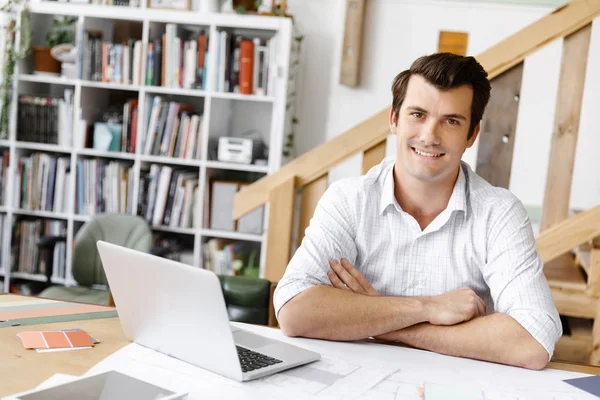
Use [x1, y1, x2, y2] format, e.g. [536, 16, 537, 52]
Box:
[278, 258, 551, 371]
[274, 182, 562, 371]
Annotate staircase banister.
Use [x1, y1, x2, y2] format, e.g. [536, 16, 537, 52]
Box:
[233, 0, 600, 220]
[478, 0, 600, 79]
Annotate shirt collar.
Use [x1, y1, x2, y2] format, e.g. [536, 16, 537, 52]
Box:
[379, 162, 399, 215]
[447, 162, 468, 217]
[379, 161, 469, 217]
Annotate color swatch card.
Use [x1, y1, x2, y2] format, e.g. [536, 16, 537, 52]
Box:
[18, 329, 95, 350]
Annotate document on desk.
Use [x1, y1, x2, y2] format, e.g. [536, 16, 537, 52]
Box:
[85, 343, 400, 400]
[84, 322, 600, 400]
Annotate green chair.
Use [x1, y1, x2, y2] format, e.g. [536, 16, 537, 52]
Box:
[38, 213, 274, 325]
[218, 275, 273, 326]
[38, 213, 153, 306]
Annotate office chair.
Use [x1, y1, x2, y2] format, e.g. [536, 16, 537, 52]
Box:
[219, 275, 273, 326]
[38, 213, 276, 325]
[38, 213, 154, 306]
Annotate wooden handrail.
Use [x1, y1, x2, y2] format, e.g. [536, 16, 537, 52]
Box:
[537, 204, 600, 263]
[233, 0, 600, 219]
[477, 0, 600, 78]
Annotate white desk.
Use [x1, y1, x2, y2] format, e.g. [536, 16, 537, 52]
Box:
[14, 321, 595, 400]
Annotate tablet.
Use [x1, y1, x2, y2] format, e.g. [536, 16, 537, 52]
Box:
[15, 370, 187, 400]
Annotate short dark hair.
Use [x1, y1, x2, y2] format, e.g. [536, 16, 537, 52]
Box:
[391, 53, 491, 139]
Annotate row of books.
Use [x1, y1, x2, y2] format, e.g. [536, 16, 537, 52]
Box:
[139, 164, 199, 228]
[11, 219, 67, 279]
[17, 91, 74, 146]
[76, 159, 135, 216]
[81, 32, 145, 85]
[153, 25, 209, 90]
[142, 95, 204, 158]
[216, 31, 275, 96]
[16, 154, 72, 214]
[201, 238, 260, 276]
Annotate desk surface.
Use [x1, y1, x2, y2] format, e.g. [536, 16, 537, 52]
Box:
[0, 317, 127, 397]
[2, 316, 600, 398]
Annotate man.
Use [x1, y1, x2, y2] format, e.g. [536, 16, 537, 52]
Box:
[273, 53, 562, 370]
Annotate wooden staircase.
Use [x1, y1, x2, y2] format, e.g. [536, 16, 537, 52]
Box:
[234, 0, 600, 364]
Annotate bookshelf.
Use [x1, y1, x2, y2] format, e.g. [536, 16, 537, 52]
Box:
[0, 2, 292, 293]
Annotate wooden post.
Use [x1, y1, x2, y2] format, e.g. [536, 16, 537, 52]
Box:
[268, 282, 278, 327]
[588, 246, 600, 297]
[591, 303, 600, 365]
[362, 141, 386, 175]
[264, 176, 296, 282]
[540, 24, 592, 231]
[475, 62, 524, 188]
[340, 0, 367, 87]
[591, 243, 600, 365]
[297, 174, 328, 248]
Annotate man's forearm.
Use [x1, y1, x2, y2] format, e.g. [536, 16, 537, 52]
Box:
[278, 285, 430, 341]
[378, 313, 549, 370]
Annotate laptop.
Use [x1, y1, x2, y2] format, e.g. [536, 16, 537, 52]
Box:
[96, 240, 320, 382]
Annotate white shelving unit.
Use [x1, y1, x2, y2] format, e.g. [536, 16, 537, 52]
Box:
[0, 2, 292, 292]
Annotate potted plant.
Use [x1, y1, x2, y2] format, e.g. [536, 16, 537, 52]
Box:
[32, 16, 76, 75]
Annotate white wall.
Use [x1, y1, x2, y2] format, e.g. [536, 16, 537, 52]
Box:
[286, 0, 600, 212]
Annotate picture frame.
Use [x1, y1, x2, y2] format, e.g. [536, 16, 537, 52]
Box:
[148, 0, 191, 11]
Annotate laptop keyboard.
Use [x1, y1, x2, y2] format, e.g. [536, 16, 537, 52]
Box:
[236, 345, 283, 373]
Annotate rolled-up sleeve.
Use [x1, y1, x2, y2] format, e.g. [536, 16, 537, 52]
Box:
[273, 181, 358, 319]
[482, 198, 562, 359]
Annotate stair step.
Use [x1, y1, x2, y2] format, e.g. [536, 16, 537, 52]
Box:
[569, 317, 593, 338]
[554, 334, 593, 365]
[545, 253, 587, 292]
[553, 317, 595, 365]
[552, 288, 598, 319]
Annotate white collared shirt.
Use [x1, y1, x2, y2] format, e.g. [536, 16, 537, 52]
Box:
[274, 156, 562, 358]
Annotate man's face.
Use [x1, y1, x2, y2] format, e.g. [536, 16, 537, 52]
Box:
[390, 75, 480, 184]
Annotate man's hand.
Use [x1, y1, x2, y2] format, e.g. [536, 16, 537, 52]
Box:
[423, 288, 486, 325]
[328, 259, 486, 325]
[328, 258, 379, 296]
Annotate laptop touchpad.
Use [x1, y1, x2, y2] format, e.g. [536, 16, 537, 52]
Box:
[233, 331, 276, 349]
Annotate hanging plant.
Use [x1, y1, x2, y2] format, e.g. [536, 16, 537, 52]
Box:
[282, 26, 303, 160]
[0, 0, 31, 139]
